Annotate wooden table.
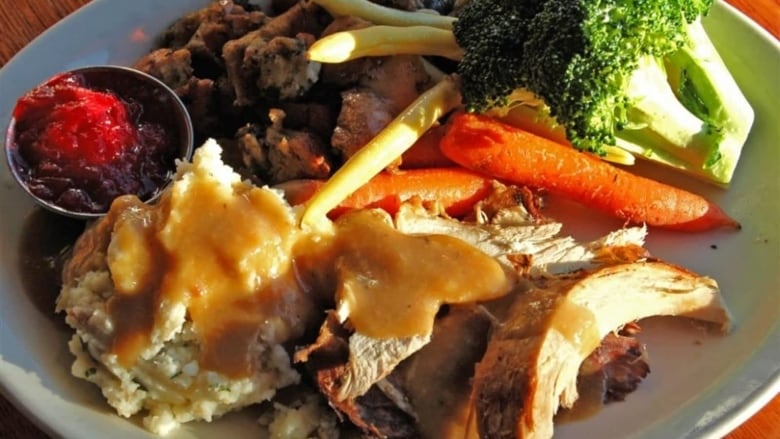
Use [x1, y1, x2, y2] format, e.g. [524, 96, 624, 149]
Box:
[0, 0, 777, 438]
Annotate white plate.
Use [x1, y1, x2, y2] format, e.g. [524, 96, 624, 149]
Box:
[0, 1, 778, 438]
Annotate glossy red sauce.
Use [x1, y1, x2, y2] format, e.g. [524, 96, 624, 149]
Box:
[10, 72, 178, 214]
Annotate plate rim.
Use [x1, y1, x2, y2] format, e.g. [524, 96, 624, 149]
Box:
[0, 1, 778, 438]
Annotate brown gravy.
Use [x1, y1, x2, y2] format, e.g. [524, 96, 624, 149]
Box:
[74, 198, 511, 377]
[18, 208, 85, 323]
[398, 306, 492, 438]
[99, 177, 310, 375]
[555, 371, 607, 423]
[332, 210, 512, 338]
[104, 200, 167, 367]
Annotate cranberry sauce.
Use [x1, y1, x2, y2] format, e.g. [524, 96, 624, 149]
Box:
[7, 67, 191, 215]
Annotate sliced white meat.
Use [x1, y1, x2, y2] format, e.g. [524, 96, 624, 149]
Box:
[472, 261, 731, 439]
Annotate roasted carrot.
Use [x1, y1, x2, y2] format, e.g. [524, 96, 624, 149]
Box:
[399, 124, 456, 169]
[276, 167, 493, 218]
[439, 113, 739, 232]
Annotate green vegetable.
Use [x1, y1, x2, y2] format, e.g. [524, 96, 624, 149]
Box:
[454, 0, 753, 185]
[311, 0, 754, 185]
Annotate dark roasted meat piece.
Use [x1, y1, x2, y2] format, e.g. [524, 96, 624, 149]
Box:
[237, 109, 332, 184]
[319, 16, 375, 87]
[331, 88, 395, 160]
[589, 330, 650, 403]
[331, 55, 433, 162]
[277, 102, 338, 141]
[295, 312, 419, 438]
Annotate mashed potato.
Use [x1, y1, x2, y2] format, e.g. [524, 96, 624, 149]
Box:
[56, 140, 331, 435]
[258, 393, 340, 439]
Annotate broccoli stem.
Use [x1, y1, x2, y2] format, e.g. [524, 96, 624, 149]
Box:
[615, 20, 754, 185]
[617, 55, 722, 168]
[666, 20, 752, 131]
[664, 19, 754, 183]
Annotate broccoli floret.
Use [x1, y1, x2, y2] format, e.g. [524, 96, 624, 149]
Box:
[307, 0, 753, 190]
[453, 0, 753, 184]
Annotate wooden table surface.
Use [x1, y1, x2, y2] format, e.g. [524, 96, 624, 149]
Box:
[0, 0, 777, 438]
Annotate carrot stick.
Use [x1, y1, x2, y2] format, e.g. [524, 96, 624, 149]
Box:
[399, 124, 456, 169]
[439, 113, 739, 232]
[276, 167, 493, 218]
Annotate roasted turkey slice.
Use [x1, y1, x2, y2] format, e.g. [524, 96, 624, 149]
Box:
[472, 261, 731, 439]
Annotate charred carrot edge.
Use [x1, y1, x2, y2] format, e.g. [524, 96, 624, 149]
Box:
[439, 113, 739, 232]
[277, 167, 493, 218]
